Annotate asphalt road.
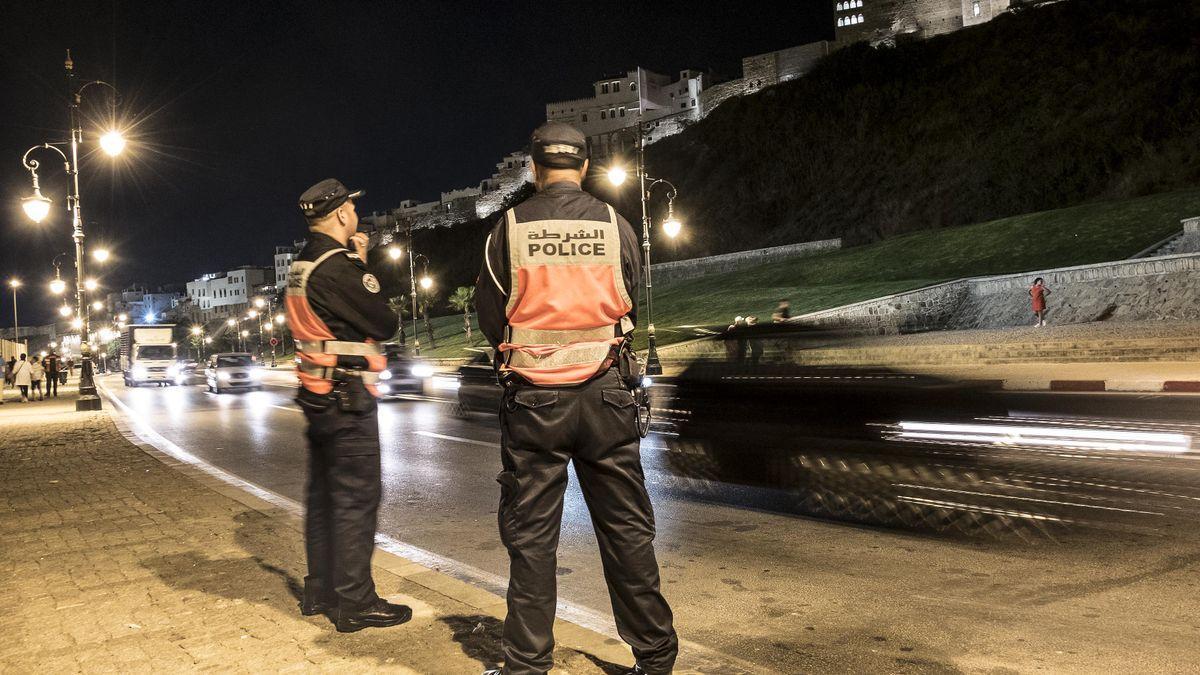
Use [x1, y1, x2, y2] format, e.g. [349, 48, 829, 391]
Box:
[99, 373, 1200, 674]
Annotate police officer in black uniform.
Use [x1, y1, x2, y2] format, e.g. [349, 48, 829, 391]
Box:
[476, 124, 679, 675]
[289, 179, 411, 632]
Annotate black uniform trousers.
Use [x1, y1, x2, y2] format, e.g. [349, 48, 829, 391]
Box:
[45, 371, 57, 397]
[498, 368, 678, 675]
[297, 385, 382, 609]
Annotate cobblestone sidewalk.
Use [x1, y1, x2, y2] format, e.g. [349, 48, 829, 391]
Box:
[0, 396, 628, 673]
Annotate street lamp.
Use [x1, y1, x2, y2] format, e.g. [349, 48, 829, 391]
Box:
[388, 245, 403, 261]
[606, 121, 684, 376]
[84, 278, 98, 291]
[17, 52, 125, 411]
[59, 305, 73, 317]
[408, 250, 431, 356]
[92, 248, 110, 263]
[8, 279, 21, 348]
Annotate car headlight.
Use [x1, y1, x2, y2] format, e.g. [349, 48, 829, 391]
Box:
[167, 364, 181, 377]
[131, 366, 148, 380]
[250, 369, 265, 380]
[376, 383, 392, 395]
[218, 371, 232, 381]
[410, 363, 434, 378]
[642, 376, 653, 388]
[378, 369, 393, 381]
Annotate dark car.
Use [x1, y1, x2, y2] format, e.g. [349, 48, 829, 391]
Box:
[455, 350, 502, 415]
[377, 343, 431, 398]
[660, 323, 1018, 533]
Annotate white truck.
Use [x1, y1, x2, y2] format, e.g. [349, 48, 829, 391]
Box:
[120, 324, 180, 387]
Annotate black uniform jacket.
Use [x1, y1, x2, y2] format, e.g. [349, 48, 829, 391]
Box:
[476, 181, 641, 352]
[299, 232, 400, 369]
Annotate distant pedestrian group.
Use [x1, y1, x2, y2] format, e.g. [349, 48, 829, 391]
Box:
[3, 351, 64, 403]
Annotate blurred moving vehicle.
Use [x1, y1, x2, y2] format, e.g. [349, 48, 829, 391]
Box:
[659, 323, 1200, 536]
[376, 343, 432, 399]
[454, 350, 501, 415]
[121, 324, 180, 387]
[175, 359, 204, 386]
[204, 352, 264, 393]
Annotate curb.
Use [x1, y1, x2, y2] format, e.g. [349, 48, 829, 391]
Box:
[966, 379, 1200, 393]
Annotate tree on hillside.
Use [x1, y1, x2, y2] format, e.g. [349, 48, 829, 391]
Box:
[448, 286, 476, 346]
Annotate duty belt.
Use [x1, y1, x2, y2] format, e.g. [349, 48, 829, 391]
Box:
[295, 339, 383, 357]
[297, 361, 381, 385]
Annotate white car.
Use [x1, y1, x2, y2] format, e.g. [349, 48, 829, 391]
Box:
[204, 353, 265, 393]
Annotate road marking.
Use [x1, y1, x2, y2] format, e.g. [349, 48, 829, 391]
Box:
[415, 430, 499, 448]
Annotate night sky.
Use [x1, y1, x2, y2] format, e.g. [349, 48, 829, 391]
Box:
[1, 1, 830, 325]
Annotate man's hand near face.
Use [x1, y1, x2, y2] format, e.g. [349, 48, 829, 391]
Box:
[350, 232, 370, 260]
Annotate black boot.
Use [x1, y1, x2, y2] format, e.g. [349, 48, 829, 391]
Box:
[335, 598, 413, 633]
[300, 579, 335, 616]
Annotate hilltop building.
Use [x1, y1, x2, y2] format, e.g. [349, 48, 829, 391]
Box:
[184, 266, 272, 323]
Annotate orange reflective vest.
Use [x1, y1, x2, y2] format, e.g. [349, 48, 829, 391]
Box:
[285, 247, 387, 395]
[496, 204, 633, 386]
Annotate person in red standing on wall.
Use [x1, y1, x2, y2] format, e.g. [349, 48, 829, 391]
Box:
[1029, 277, 1051, 327]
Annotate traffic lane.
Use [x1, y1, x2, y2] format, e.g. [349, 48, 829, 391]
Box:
[100, 377, 1200, 672]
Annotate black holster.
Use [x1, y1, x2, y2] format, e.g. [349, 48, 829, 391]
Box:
[332, 373, 373, 413]
[616, 340, 643, 390]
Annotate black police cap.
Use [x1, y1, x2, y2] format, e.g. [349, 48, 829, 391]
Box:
[531, 122, 588, 169]
[299, 178, 365, 218]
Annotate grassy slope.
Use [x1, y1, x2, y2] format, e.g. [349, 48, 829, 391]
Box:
[420, 187, 1200, 357]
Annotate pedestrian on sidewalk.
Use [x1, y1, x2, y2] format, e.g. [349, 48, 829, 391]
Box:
[1029, 277, 1051, 327]
[42, 351, 59, 398]
[12, 353, 31, 402]
[4, 356, 15, 388]
[29, 355, 44, 401]
[287, 178, 411, 633]
[477, 122, 678, 675]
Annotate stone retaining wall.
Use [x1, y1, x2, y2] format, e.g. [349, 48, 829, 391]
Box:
[652, 238, 842, 286]
[795, 251, 1200, 334]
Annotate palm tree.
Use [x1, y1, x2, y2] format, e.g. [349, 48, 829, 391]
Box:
[448, 286, 476, 346]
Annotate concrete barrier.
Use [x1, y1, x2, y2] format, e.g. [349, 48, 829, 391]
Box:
[652, 239, 841, 286]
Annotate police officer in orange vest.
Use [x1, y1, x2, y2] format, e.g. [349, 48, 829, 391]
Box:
[287, 178, 411, 632]
[476, 123, 678, 675]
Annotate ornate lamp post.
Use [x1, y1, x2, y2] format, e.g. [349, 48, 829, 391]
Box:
[606, 120, 683, 376]
[18, 52, 125, 411]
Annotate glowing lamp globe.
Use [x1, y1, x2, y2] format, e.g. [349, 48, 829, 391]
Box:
[388, 246, 403, 260]
[420, 276, 433, 290]
[191, 326, 202, 336]
[22, 190, 52, 223]
[70, 317, 83, 330]
[607, 167, 627, 186]
[84, 279, 98, 291]
[99, 130, 126, 157]
[227, 319, 237, 327]
[93, 248, 111, 263]
[663, 217, 682, 239]
[58, 305, 72, 317]
[50, 278, 67, 295]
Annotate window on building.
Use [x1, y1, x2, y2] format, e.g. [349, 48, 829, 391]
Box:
[973, 0, 981, 16]
[601, 83, 609, 94]
[612, 81, 620, 92]
[619, 107, 625, 117]
[838, 17, 844, 26]
[582, 112, 588, 122]
[630, 82, 637, 91]
[837, 1, 844, 9]
[681, 102, 686, 108]
[857, 13, 863, 23]
[600, 110, 606, 120]
[609, 108, 615, 118]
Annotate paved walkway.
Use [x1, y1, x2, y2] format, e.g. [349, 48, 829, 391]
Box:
[0, 391, 636, 673]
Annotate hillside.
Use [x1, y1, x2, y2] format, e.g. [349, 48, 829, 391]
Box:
[644, 0, 1200, 260]
[418, 187, 1200, 357]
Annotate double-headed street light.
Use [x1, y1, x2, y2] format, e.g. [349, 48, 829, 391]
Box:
[18, 52, 126, 411]
[606, 121, 684, 376]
